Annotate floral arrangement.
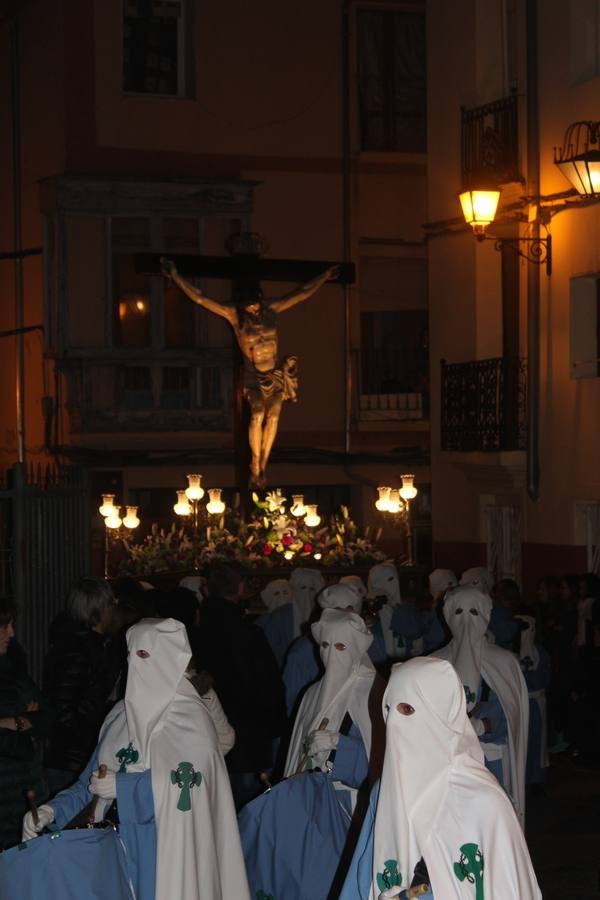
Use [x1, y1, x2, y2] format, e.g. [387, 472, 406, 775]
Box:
[118, 490, 385, 575]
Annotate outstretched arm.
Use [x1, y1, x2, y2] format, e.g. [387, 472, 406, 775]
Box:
[161, 257, 236, 325]
[271, 264, 340, 314]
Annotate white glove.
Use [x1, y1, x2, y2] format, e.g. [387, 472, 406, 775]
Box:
[22, 804, 54, 841]
[472, 717, 486, 737]
[307, 729, 340, 755]
[89, 769, 117, 802]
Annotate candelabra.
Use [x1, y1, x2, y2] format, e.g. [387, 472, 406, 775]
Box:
[99, 494, 140, 579]
[374, 474, 418, 566]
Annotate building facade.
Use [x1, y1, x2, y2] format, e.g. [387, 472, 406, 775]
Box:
[427, 0, 600, 593]
[0, 0, 431, 575]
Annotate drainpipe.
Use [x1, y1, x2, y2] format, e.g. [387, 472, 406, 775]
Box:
[526, 0, 540, 500]
[10, 18, 25, 466]
[341, 0, 352, 455]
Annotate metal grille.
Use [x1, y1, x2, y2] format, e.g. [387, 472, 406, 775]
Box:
[2, 463, 90, 682]
[461, 92, 521, 186]
[441, 357, 527, 452]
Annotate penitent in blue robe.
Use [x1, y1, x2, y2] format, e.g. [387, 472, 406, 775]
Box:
[488, 607, 520, 649]
[239, 722, 368, 900]
[338, 781, 435, 900]
[522, 645, 551, 784]
[418, 608, 447, 654]
[389, 603, 423, 657]
[283, 624, 388, 717]
[476, 681, 509, 786]
[47, 746, 156, 900]
[256, 603, 295, 668]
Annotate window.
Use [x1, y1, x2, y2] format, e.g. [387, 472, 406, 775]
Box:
[570, 275, 600, 378]
[357, 7, 427, 152]
[112, 217, 152, 349]
[358, 255, 428, 419]
[120, 366, 153, 408]
[163, 218, 198, 348]
[199, 366, 222, 410]
[361, 310, 428, 394]
[161, 366, 191, 408]
[111, 214, 203, 350]
[123, 0, 192, 97]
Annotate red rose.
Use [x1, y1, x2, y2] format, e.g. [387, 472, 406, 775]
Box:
[263, 543, 273, 556]
[282, 535, 293, 547]
[303, 542, 313, 552]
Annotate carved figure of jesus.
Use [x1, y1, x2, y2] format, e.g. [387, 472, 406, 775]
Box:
[161, 258, 338, 487]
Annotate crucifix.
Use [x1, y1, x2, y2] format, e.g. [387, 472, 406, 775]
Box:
[136, 238, 354, 495]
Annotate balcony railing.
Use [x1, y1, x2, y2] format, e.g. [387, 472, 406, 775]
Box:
[58, 354, 234, 433]
[461, 92, 521, 186]
[441, 357, 527, 452]
[354, 349, 429, 423]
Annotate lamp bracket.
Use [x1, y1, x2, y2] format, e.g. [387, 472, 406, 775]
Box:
[481, 233, 552, 276]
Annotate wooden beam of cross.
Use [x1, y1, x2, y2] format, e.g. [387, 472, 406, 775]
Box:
[135, 253, 355, 284]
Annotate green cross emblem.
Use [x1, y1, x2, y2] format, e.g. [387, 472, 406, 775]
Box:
[454, 842, 484, 900]
[170, 761, 202, 812]
[116, 742, 139, 773]
[464, 685, 477, 705]
[376, 858, 402, 892]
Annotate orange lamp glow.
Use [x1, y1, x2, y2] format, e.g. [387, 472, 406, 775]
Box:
[459, 189, 501, 238]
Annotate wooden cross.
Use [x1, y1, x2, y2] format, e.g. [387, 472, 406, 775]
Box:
[136, 250, 355, 510]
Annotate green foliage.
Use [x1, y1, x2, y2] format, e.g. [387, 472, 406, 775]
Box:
[119, 492, 385, 574]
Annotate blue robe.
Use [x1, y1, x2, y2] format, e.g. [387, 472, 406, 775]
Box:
[477, 682, 509, 786]
[339, 781, 435, 900]
[282, 635, 320, 715]
[521, 646, 551, 784]
[256, 603, 295, 668]
[239, 723, 368, 900]
[418, 608, 447, 654]
[488, 607, 520, 649]
[0, 826, 134, 900]
[283, 625, 388, 717]
[390, 603, 422, 656]
[48, 748, 156, 900]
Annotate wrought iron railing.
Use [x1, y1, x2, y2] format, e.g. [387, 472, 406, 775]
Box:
[461, 92, 521, 186]
[441, 357, 527, 452]
[1, 463, 89, 681]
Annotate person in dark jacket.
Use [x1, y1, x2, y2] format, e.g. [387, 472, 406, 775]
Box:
[0, 597, 51, 849]
[43, 578, 122, 794]
[195, 564, 287, 809]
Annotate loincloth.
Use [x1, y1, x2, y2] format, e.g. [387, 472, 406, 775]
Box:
[243, 355, 298, 403]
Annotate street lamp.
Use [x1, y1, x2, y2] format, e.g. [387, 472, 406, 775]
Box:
[459, 189, 501, 239]
[554, 120, 600, 196]
[458, 186, 552, 275]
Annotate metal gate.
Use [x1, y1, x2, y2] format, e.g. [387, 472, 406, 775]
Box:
[1, 462, 90, 682]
